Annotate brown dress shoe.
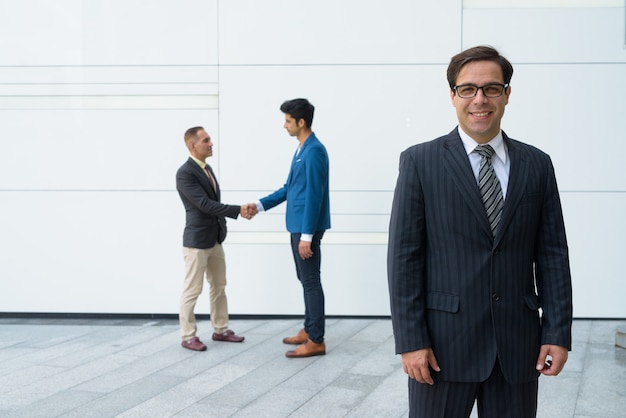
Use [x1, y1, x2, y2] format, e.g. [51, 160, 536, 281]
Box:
[212, 329, 245, 342]
[181, 336, 207, 351]
[282, 328, 309, 345]
[285, 339, 326, 358]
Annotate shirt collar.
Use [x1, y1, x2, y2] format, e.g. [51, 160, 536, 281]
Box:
[458, 127, 507, 164]
[190, 155, 207, 169]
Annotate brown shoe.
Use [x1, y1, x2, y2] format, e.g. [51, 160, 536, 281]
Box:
[285, 339, 326, 358]
[212, 329, 245, 343]
[181, 336, 207, 351]
[282, 328, 309, 345]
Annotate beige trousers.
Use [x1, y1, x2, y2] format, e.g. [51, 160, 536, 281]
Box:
[180, 245, 229, 340]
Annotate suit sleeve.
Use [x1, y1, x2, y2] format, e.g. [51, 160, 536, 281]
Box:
[301, 146, 328, 234]
[534, 157, 573, 349]
[176, 168, 240, 219]
[259, 184, 287, 212]
[387, 149, 432, 354]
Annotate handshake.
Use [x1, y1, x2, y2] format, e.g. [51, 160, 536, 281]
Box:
[240, 203, 258, 220]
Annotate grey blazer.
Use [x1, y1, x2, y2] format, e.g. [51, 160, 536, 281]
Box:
[387, 128, 572, 384]
[176, 157, 240, 249]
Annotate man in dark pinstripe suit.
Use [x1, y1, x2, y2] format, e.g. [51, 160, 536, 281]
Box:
[387, 46, 572, 417]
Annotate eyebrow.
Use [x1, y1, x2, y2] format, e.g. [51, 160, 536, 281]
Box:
[456, 81, 504, 86]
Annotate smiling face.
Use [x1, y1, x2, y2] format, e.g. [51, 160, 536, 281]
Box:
[450, 60, 510, 144]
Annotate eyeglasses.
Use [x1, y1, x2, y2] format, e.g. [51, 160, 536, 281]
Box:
[453, 83, 509, 99]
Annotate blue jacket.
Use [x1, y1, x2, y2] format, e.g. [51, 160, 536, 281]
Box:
[260, 133, 330, 234]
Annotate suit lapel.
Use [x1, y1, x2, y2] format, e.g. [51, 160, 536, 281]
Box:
[286, 148, 299, 186]
[494, 135, 527, 245]
[188, 158, 219, 199]
[286, 133, 315, 186]
[204, 163, 220, 199]
[442, 131, 493, 238]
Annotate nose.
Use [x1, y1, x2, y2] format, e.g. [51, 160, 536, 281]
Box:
[473, 89, 489, 103]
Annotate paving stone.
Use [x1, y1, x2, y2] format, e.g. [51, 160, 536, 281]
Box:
[0, 318, 623, 417]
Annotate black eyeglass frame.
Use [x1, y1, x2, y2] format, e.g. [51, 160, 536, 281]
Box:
[452, 83, 509, 99]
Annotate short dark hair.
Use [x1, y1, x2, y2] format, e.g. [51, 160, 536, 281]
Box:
[184, 126, 204, 147]
[446, 46, 514, 89]
[280, 98, 315, 128]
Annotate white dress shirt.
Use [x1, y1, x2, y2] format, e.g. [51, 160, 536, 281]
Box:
[458, 127, 510, 199]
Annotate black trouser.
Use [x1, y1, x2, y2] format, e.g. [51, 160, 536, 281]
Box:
[290, 231, 325, 343]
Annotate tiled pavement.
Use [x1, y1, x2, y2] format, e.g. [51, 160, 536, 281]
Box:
[0, 317, 624, 417]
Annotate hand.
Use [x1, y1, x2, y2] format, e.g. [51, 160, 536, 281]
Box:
[240, 203, 258, 220]
[401, 348, 440, 385]
[298, 240, 313, 259]
[536, 344, 568, 376]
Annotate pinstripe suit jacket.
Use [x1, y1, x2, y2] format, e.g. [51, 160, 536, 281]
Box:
[387, 128, 572, 384]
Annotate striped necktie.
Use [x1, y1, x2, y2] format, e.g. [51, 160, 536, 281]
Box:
[475, 145, 503, 236]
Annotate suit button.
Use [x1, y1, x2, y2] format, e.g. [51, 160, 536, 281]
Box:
[492, 293, 500, 302]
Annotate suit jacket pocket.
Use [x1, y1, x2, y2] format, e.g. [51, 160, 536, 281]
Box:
[524, 293, 541, 311]
[426, 291, 459, 313]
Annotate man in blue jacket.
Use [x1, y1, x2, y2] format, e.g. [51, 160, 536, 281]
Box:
[247, 98, 331, 358]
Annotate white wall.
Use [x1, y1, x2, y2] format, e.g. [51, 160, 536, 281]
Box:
[0, 0, 624, 318]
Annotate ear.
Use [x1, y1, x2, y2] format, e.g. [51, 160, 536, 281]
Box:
[504, 85, 511, 105]
[297, 118, 306, 128]
[450, 89, 456, 106]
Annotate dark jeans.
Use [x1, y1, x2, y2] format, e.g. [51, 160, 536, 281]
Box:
[290, 231, 325, 343]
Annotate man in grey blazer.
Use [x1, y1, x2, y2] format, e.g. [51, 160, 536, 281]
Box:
[387, 46, 572, 417]
[176, 126, 253, 351]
